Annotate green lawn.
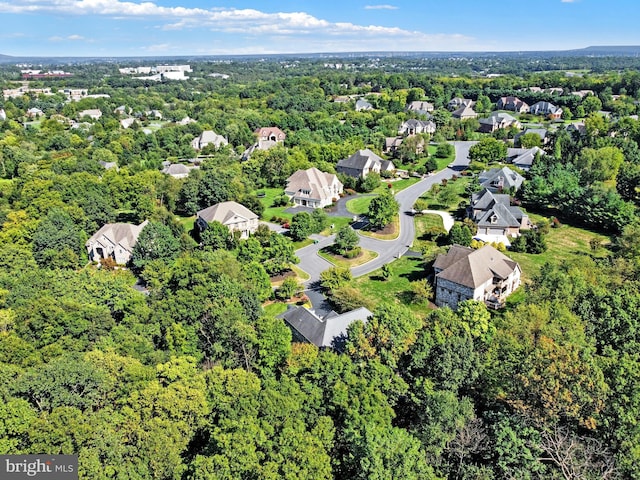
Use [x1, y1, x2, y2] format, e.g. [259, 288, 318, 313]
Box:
[509, 221, 612, 282]
[353, 256, 434, 318]
[413, 214, 446, 253]
[418, 175, 473, 212]
[263, 302, 288, 317]
[258, 187, 293, 222]
[320, 216, 352, 235]
[346, 195, 376, 215]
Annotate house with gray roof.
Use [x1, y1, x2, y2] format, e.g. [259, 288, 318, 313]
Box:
[496, 96, 529, 113]
[86, 220, 148, 265]
[469, 189, 530, 241]
[448, 97, 474, 111]
[514, 128, 548, 146]
[285, 167, 343, 208]
[479, 167, 524, 193]
[355, 98, 374, 111]
[434, 244, 521, 310]
[529, 101, 563, 119]
[77, 109, 102, 120]
[406, 101, 434, 116]
[161, 163, 198, 179]
[242, 126, 286, 160]
[566, 122, 587, 136]
[336, 149, 395, 178]
[398, 118, 436, 135]
[278, 305, 373, 349]
[191, 130, 228, 151]
[506, 146, 544, 171]
[196, 201, 259, 239]
[478, 112, 521, 133]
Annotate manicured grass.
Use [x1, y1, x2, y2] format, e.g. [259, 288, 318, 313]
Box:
[318, 247, 378, 268]
[386, 177, 421, 192]
[177, 215, 196, 232]
[346, 195, 376, 215]
[353, 256, 434, 318]
[291, 264, 311, 282]
[263, 302, 288, 317]
[257, 187, 294, 222]
[291, 238, 313, 250]
[418, 176, 472, 212]
[319, 216, 352, 235]
[413, 214, 446, 253]
[508, 221, 612, 282]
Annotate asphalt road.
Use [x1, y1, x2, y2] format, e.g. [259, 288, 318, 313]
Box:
[297, 142, 472, 287]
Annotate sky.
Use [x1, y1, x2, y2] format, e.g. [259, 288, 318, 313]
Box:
[0, 0, 638, 57]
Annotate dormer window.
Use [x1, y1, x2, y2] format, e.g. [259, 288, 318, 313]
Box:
[491, 214, 498, 224]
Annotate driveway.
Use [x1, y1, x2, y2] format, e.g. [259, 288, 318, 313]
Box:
[297, 168, 461, 286]
[450, 141, 477, 169]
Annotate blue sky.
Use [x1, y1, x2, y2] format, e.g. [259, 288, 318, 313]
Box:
[0, 0, 638, 57]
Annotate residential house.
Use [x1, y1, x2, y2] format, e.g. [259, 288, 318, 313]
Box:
[434, 244, 521, 310]
[478, 112, 521, 133]
[514, 128, 548, 146]
[78, 109, 102, 120]
[478, 167, 524, 193]
[0, 108, 6, 121]
[529, 101, 563, 119]
[570, 89, 595, 98]
[242, 126, 286, 160]
[161, 163, 198, 179]
[398, 119, 436, 135]
[86, 220, 148, 265]
[120, 118, 137, 129]
[336, 149, 395, 178]
[448, 97, 474, 111]
[278, 305, 373, 349]
[195, 201, 259, 239]
[452, 105, 478, 120]
[26, 108, 44, 119]
[496, 96, 529, 113]
[406, 101, 434, 116]
[469, 189, 530, 242]
[285, 167, 343, 208]
[384, 136, 404, 155]
[191, 130, 228, 151]
[114, 105, 130, 115]
[355, 99, 374, 111]
[177, 116, 196, 125]
[566, 122, 587, 136]
[506, 146, 544, 171]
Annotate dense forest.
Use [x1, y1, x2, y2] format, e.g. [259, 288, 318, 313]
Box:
[1, 54, 640, 479]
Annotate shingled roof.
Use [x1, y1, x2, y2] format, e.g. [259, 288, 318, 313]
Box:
[197, 201, 258, 225]
[435, 244, 519, 290]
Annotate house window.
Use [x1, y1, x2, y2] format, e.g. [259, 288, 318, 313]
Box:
[491, 215, 498, 224]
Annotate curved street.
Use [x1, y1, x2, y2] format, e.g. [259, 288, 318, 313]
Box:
[296, 141, 472, 288]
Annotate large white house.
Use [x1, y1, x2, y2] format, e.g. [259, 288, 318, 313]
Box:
[285, 167, 343, 208]
[86, 221, 148, 265]
[196, 201, 259, 239]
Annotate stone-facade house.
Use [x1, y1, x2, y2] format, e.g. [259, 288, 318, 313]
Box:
[336, 149, 395, 178]
[496, 96, 529, 113]
[196, 201, 259, 239]
[278, 305, 373, 349]
[434, 244, 521, 310]
[86, 220, 148, 265]
[285, 167, 343, 208]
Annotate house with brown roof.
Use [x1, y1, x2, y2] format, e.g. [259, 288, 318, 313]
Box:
[448, 98, 474, 111]
[451, 105, 478, 120]
[86, 220, 148, 265]
[242, 127, 286, 160]
[434, 244, 521, 310]
[195, 201, 259, 239]
[398, 119, 436, 135]
[285, 167, 343, 208]
[496, 96, 529, 113]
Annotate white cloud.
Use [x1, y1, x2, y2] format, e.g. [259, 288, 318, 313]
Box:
[49, 34, 86, 41]
[561, 0, 577, 3]
[0, 0, 477, 53]
[364, 4, 398, 10]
